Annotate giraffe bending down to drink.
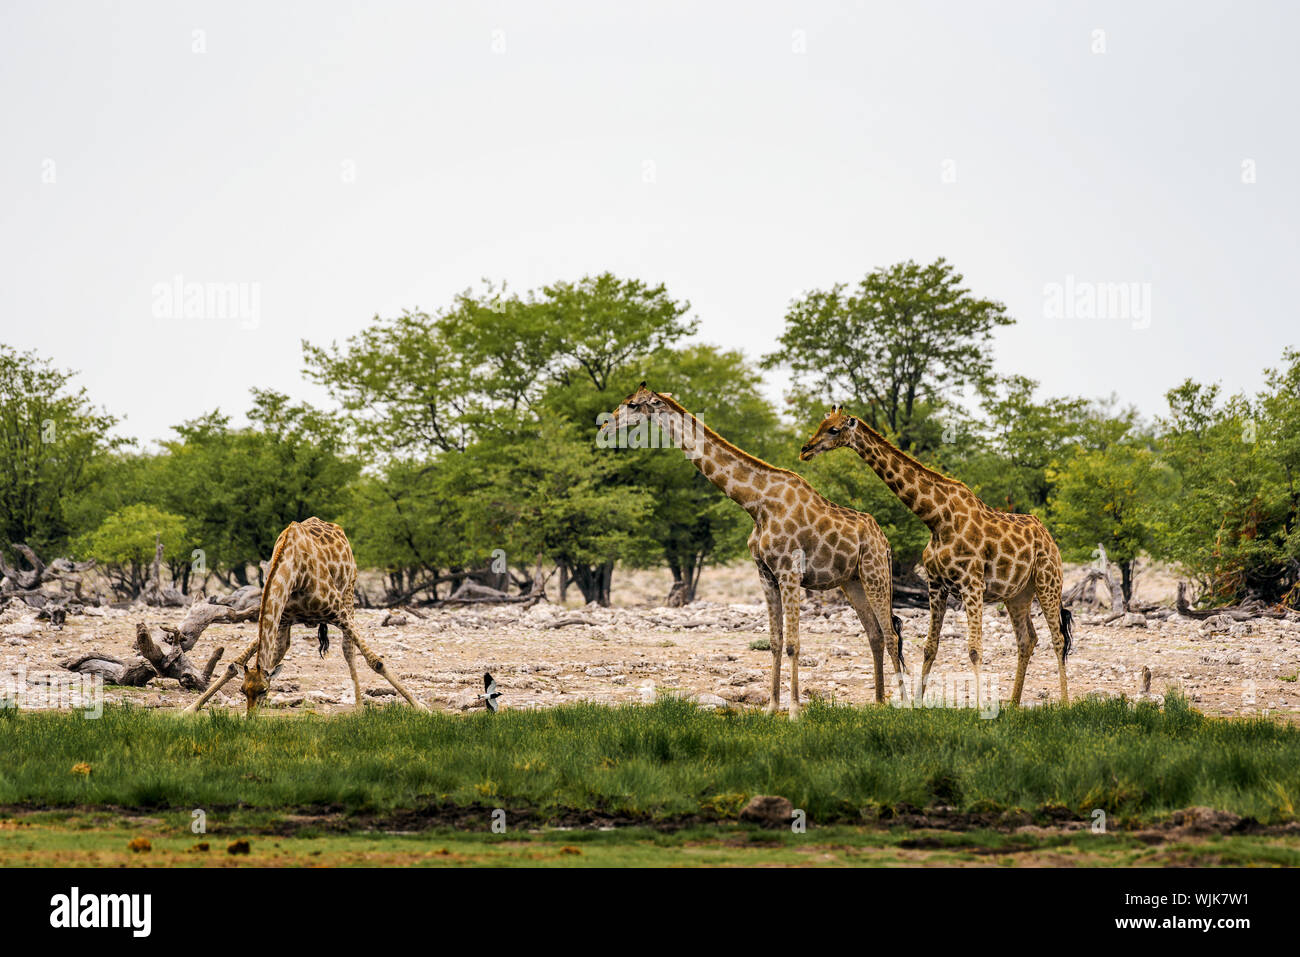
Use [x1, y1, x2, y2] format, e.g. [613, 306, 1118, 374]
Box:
[601, 385, 907, 717]
[184, 517, 426, 715]
[800, 408, 1071, 706]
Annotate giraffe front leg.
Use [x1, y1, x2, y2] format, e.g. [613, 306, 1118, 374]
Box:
[919, 584, 947, 704]
[184, 640, 259, 713]
[960, 579, 985, 711]
[341, 631, 363, 710]
[780, 577, 802, 720]
[759, 569, 783, 715]
[1007, 595, 1036, 706]
[342, 622, 428, 711]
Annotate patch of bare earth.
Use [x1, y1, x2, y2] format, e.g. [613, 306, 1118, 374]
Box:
[4, 564, 1298, 718]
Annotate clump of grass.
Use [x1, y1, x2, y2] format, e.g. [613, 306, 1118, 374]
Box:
[748, 638, 770, 651]
[0, 694, 1297, 825]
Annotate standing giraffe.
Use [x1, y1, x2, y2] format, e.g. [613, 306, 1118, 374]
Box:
[185, 517, 427, 715]
[601, 385, 907, 716]
[800, 408, 1071, 706]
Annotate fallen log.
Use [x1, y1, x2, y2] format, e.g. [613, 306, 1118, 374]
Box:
[0, 544, 97, 610]
[60, 623, 216, 689]
[176, 593, 260, 650]
[1175, 582, 1287, 621]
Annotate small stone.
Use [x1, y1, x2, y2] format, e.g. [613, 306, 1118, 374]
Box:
[692, 692, 728, 709]
[740, 795, 794, 827]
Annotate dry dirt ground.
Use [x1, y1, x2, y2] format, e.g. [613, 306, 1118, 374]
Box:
[4, 564, 1299, 717]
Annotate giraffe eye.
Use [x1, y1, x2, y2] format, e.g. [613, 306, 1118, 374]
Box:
[828, 427, 840, 435]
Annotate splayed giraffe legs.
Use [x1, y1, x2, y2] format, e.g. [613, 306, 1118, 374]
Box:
[340, 620, 428, 711]
[184, 639, 258, 713]
[340, 628, 363, 708]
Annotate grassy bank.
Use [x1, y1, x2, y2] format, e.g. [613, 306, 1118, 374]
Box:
[1, 695, 1297, 826]
[4, 812, 1299, 867]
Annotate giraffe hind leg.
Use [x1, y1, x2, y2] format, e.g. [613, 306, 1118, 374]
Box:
[1033, 567, 1071, 704]
[318, 623, 329, 658]
[341, 629, 362, 708]
[341, 620, 428, 711]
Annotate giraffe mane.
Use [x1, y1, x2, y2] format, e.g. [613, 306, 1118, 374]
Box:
[651, 391, 798, 478]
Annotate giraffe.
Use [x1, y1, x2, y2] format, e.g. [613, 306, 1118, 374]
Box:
[184, 517, 427, 715]
[800, 407, 1071, 707]
[600, 384, 907, 717]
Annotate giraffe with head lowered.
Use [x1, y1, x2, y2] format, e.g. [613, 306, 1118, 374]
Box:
[800, 407, 1071, 706]
[601, 385, 907, 717]
[185, 517, 427, 715]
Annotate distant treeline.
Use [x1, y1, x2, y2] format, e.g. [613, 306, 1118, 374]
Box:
[2, 259, 1296, 608]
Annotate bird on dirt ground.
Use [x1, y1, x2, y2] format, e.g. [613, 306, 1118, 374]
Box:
[477, 673, 502, 712]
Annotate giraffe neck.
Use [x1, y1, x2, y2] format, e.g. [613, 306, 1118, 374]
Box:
[653, 405, 775, 515]
[845, 424, 962, 529]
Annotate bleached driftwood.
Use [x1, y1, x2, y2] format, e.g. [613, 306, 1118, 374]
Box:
[0, 544, 97, 610]
[1175, 581, 1287, 621]
[60, 624, 223, 689]
[175, 587, 261, 650]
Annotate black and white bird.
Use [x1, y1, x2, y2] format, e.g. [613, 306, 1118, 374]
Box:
[477, 672, 502, 712]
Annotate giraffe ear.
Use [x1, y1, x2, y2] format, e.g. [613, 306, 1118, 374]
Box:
[847, 417, 857, 428]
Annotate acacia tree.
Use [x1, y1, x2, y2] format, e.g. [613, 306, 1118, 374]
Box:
[76, 503, 188, 597]
[1152, 364, 1299, 606]
[0, 345, 123, 559]
[1049, 443, 1169, 603]
[305, 273, 699, 604]
[160, 390, 357, 586]
[763, 258, 1013, 450]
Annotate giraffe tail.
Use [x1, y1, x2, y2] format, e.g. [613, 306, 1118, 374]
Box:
[1059, 607, 1074, 659]
[892, 614, 905, 667]
[318, 624, 329, 658]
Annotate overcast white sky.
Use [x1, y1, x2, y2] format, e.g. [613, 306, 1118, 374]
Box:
[2, 1, 1296, 446]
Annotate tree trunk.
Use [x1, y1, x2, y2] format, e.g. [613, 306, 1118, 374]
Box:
[569, 561, 613, 606]
[1120, 561, 1134, 605]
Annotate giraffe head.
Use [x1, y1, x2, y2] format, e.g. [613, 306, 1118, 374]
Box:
[239, 662, 281, 716]
[598, 382, 674, 441]
[799, 406, 857, 461]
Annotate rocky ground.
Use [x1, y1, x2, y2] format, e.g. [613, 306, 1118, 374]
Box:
[3, 565, 1298, 718]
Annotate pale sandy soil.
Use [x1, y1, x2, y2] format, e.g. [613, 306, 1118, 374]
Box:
[3, 564, 1298, 718]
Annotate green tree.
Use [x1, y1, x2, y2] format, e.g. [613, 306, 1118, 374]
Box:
[76, 503, 188, 597]
[161, 390, 357, 585]
[1153, 366, 1297, 606]
[0, 345, 123, 558]
[456, 415, 654, 605]
[952, 376, 1139, 513]
[1049, 443, 1170, 603]
[307, 274, 700, 604]
[763, 258, 1014, 449]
